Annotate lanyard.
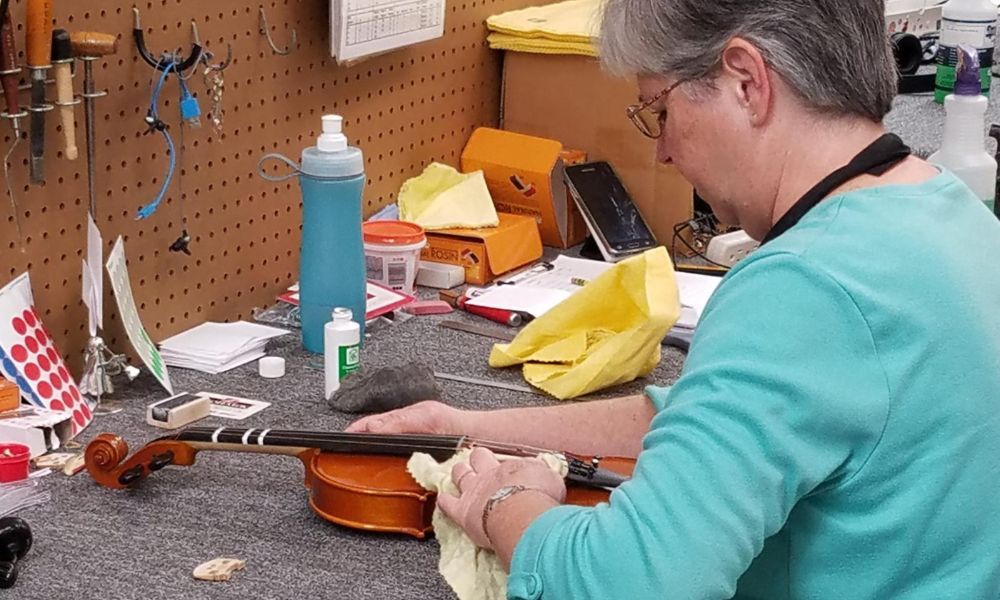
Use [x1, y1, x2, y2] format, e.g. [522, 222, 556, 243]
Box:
[760, 134, 912, 245]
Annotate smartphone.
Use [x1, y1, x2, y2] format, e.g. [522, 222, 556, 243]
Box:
[564, 162, 658, 262]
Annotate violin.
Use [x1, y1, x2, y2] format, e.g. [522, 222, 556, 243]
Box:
[84, 427, 635, 539]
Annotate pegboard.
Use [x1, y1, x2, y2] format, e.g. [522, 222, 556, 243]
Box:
[1, 0, 543, 373]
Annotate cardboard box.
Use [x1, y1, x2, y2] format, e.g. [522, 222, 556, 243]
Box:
[461, 128, 587, 249]
[0, 379, 19, 413]
[421, 213, 543, 285]
[500, 52, 695, 246]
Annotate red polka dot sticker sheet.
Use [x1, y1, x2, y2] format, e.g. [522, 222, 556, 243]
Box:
[0, 273, 92, 437]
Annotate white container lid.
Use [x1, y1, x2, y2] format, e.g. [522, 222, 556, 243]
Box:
[259, 356, 286, 378]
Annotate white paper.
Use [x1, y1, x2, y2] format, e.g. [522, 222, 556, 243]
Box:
[332, 0, 445, 61]
[465, 285, 572, 319]
[197, 392, 271, 420]
[466, 256, 723, 324]
[86, 215, 103, 331]
[160, 351, 267, 375]
[106, 237, 173, 394]
[502, 256, 614, 292]
[81, 260, 97, 337]
[674, 272, 723, 328]
[160, 322, 288, 355]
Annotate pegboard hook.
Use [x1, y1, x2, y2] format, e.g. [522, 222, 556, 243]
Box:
[191, 21, 233, 71]
[259, 7, 297, 56]
[132, 7, 203, 73]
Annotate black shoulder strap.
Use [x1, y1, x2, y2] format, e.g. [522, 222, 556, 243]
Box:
[761, 133, 911, 245]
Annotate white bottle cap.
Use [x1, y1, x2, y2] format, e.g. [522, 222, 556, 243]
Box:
[317, 115, 348, 153]
[258, 356, 286, 378]
[332, 307, 353, 322]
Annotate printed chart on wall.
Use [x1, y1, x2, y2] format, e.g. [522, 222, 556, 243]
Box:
[0, 273, 92, 436]
[106, 237, 173, 394]
[330, 0, 445, 61]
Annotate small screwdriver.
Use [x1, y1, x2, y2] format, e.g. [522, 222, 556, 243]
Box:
[457, 294, 523, 327]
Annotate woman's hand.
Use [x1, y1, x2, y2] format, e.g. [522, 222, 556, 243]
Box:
[345, 400, 463, 434]
[436, 447, 566, 550]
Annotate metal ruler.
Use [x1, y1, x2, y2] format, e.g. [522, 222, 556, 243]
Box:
[438, 320, 516, 342]
[434, 372, 542, 395]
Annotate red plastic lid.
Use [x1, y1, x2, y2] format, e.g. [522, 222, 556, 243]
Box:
[363, 220, 426, 245]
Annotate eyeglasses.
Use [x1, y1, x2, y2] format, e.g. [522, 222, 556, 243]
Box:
[626, 80, 685, 139]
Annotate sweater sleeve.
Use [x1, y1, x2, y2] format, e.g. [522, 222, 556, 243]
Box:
[507, 253, 890, 600]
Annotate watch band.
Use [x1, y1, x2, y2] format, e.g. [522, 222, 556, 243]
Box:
[481, 484, 547, 547]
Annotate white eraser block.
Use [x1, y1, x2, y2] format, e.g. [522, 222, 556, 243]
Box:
[416, 261, 465, 289]
[146, 393, 212, 429]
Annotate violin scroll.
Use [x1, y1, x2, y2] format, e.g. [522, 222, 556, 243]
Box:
[85, 433, 200, 489]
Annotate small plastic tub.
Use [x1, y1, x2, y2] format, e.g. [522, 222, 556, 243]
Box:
[0, 443, 31, 483]
[363, 220, 427, 295]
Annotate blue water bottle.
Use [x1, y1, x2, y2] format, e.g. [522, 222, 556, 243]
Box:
[297, 115, 366, 353]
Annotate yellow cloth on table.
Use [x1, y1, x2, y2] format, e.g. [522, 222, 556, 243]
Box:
[489, 247, 680, 400]
[398, 163, 499, 230]
[486, 33, 597, 57]
[406, 450, 566, 600]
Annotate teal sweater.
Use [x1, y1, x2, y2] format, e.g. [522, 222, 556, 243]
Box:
[508, 172, 1000, 600]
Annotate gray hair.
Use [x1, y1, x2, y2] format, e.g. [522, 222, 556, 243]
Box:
[599, 0, 896, 121]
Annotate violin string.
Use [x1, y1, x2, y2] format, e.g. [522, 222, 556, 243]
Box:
[175, 428, 563, 461]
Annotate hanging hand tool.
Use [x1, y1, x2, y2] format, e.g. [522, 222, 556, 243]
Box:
[25, 0, 53, 184]
[1, 0, 26, 241]
[51, 29, 77, 161]
[0, 2, 24, 130]
[69, 31, 117, 217]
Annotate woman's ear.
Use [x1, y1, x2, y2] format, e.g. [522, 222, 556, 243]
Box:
[719, 38, 772, 126]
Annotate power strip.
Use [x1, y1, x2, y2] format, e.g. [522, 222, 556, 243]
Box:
[885, 0, 947, 36]
[705, 230, 759, 267]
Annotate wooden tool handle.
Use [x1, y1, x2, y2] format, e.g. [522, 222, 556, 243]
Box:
[25, 0, 53, 68]
[53, 62, 76, 159]
[69, 32, 118, 58]
[0, 8, 19, 116]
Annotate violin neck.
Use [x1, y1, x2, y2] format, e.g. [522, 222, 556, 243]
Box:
[168, 427, 466, 462]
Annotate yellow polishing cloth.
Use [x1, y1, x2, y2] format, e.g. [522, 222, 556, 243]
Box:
[486, 0, 601, 44]
[486, 33, 597, 57]
[398, 163, 500, 230]
[489, 247, 680, 400]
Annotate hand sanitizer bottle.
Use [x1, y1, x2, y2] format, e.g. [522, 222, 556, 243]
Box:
[299, 115, 366, 353]
[930, 45, 999, 212]
[324, 307, 361, 401]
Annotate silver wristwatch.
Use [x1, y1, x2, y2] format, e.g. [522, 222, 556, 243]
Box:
[481, 485, 533, 546]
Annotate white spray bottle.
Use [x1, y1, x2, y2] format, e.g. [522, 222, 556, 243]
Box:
[929, 45, 998, 213]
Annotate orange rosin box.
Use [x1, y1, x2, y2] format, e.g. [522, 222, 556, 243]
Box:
[461, 128, 587, 249]
[0, 378, 20, 413]
[420, 213, 542, 285]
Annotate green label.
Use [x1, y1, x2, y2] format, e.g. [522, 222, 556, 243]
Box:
[338, 344, 360, 379]
[934, 45, 994, 103]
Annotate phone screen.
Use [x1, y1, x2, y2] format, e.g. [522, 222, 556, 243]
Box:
[566, 163, 656, 251]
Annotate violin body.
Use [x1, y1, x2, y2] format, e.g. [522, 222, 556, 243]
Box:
[306, 452, 636, 539]
[85, 428, 636, 539]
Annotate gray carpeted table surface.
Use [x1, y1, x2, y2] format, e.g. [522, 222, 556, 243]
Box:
[13, 268, 687, 600]
[13, 81, 993, 599]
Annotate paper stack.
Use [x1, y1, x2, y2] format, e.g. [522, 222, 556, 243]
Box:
[159, 322, 289, 374]
[669, 272, 723, 346]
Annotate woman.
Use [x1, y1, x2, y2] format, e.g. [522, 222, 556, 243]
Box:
[349, 1, 1000, 598]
